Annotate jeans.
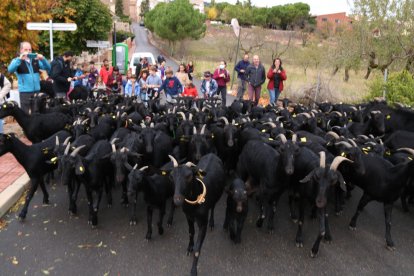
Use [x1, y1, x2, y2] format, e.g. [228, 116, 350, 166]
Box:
[236, 78, 247, 99]
[20, 92, 36, 114]
[247, 84, 262, 106]
[166, 93, 178, 103]
[268, 88, 281, 105]
[217, 86, 227, 106]
[0, 119, 3, 133]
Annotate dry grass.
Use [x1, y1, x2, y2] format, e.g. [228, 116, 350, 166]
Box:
[152, 25, 378, 104]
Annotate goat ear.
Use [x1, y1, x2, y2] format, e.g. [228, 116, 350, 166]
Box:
[75, 158, 85, 175]
[299, 171, 314, 183]
[336, 171, 347, 192]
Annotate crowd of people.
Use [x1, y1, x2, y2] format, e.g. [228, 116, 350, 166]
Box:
[0, 41, 287, 132]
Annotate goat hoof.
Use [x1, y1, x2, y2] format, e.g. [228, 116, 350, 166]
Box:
[256, 219, 263, 228]
[107, 204, 112, 208]
[210, 225, 214, 231]
[91, 225, 97, 229]
[186, 247, 194, 256]
[268, 229, 274, 235]
[234, 237, 241, 244]
[130, 220, 137, 226]
[296, 242, 304, 248]
[291, 219, 298, 224]
[167, 222, 172, 228]
[310, 251, 318, 258]
[348, 225, 356, 231]
[145, 235, 152, 241]
[158, 227, 164, 235]
[18, 215, 26, 221]
[386, 245, 396, 251]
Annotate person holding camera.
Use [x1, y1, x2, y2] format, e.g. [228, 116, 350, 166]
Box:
[267, 58, 287, 106]
[8, 41, 51, 113]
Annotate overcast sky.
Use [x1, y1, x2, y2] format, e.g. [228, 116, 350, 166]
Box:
[214, 0, 353, 16]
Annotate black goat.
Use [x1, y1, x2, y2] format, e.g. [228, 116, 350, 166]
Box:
[0, 130, 71, 219]
[223, 178, 248, 244]
[168, 154, 225, 276]
[0, 101, 72, 143]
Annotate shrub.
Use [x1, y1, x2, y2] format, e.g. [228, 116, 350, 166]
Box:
[115, 31, 135, 43]
[366, 70, 414, 107]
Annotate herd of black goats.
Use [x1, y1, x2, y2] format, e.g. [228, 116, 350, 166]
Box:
[1, 93, 414, 275]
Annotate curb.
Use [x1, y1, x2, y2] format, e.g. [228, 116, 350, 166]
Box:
[0, 173, 29, 218]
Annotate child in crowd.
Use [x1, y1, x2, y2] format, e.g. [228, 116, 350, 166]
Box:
[124, 74, 140, 97]
[182, 80, 198, 98]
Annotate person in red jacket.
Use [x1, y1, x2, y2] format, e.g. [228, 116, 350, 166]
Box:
[182, 80, 198, 98]
[100, 59, 113, 85]
[213, 60, 230, 106]
[267, 57, 287, 106]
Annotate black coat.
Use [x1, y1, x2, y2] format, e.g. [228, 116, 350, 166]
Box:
[50, 57, 73, 94]
[245, 63, 266, 88]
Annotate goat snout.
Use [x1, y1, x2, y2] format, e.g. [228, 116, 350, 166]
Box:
[173, 195, 184, 207]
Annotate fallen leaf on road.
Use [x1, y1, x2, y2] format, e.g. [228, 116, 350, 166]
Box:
[110, 250, 117, 255]
[78, 244, 94, 249]
[17, 231, 22, 236]
[103, 272, 109, 276]
[11, 256, 18, 265]
[41, 269, 50, 275]
[97, 241, 103, 248]
[53, 231, 57, 236]
[43, 220, 50, 224]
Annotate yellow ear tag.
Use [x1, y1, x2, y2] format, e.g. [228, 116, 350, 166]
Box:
[341, 152, 346, 157]
[300, 137, 307, 143]
[112, 115, 116, 119]
[50, 157, 58, 164]
[42, 148, 49, 154]
[292, 114, 296, 118]
[408, 157, 413, 160]
[385, 151, 391, 156]
[349, 119, 352, 122]
[211, 134, 214, 138]
[386, 114, 391, 120]
[261, 129, 266, 133]
[268, 137, 274, 141]
[161, 171, 167, 176]
[3, 104, 6, 108]
[235, 123, 239, 126]
[79, 166, 84, 172]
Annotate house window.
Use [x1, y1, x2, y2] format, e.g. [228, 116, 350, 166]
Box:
[322, 18, 328, 22]
[335, 19, 340, 23]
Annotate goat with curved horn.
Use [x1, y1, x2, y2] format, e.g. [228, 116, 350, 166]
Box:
[63, 136, 71, 146]
[348, 139, 358, 147]
[219, 116, 229, 125]
[263, 122, 277, 128]
[326, 131, 340, 140]
[200, 124, 206, 135]
[64, 142, 71, 156]
[319, 151, 326, 168]
[55, 136, 60, 147]
[335, 141, 353, 148]
[177, 112, 187, 120]
[397, 148, 414, 156]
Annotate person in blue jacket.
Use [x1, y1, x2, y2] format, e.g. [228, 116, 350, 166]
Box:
[234, 53, 250, 99]
[124, 74, 140, 98]
[158, 68, 183, 102]
[8, 41, 50, 113]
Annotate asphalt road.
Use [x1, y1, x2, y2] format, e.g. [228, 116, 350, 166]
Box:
[2, 25, 414, 276]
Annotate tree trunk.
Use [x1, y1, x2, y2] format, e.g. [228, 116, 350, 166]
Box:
[332, 66, 339, 76]
[344, 66, 350, 82]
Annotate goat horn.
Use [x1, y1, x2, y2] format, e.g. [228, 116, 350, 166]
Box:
[298, 112, 311, 118]
[348, 139, 358, 147]
[219, 116, 229, 125]
[357, 135, 369, 140]
[188, 113, 193, 121]
[81, 118, 90, 125]
[379, 139, 383, 145]
[330, 156, 353, 171]
[94, 107, 101, 112]
[335, 141, 353, 148]
[139, 166, 149, 171]
[194, 106, 200, 112]
[185, 162, 197, 167]
[370, 110, 381, 114]
[70, 145, 85, 157]
[263, 122, 277, 128]
[326, 131, 340, 140]
[150, 122, 154, 128]
[193, 126, 197, 135]
[185, 178, 207, 205]
[200, 124, 206, 135]
[292, 134, 297, 143]
[141, 123, 146, 128]
[397, 148, 414, 156]
[319, 151, 326, 168]
[64, 142, 71, 155]
[168, 155, 178, 168]
[85, 108, 92, 113]
[63, 136, 71, 146]
[133, 164, 138, 170]
[177, 112, 186, 120]
[331, 111, 343, 117]
[277, 134, 287, 144]
[110, 138, 119, 145]
[55, 136, 60, 146]
[112, 144, 116, 153]
[349, 106, 358, 111]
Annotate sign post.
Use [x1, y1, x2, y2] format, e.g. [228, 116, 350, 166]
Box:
[230, 18, 241, 92]
[86, 41, 110, 64]
[27, 21, 77, 60]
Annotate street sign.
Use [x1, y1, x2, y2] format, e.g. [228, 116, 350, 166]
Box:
[27, 22, 77, 31]
[231, 18, 240, 38]
[26, 21, 77, 60]
[86, 40, 110, 48]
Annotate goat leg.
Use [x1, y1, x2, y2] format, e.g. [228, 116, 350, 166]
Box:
[166, 200, 175, 227]
[191, 218, 208, 276]
[145, 205, 153, 240]
[208, 206, 215, 230]
[223, 197, 231, 231]
[324, 212, 332, 243]
[400, 191, 409, 212]
[129, 193, 138, 226]
[384, 203, 395, 250]
[235, 215, 246, 244]
[295, 197, 305, 248]
[121, 180, 129, 207]
[288, 192, 298, 223]
[186, 217, 195, 255]
[39, 178, 50, 205]
[157, 204, 165, 235]
[19, 178, 40, 220]
[349, 193, 371, 230]
[311, 208, 326, 258]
